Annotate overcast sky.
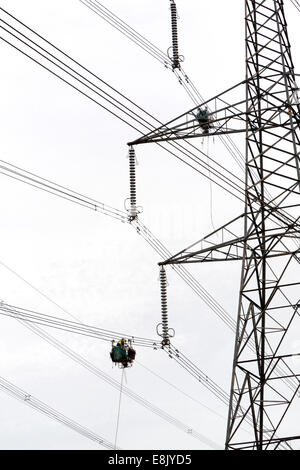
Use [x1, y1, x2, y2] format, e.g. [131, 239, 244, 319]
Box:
[0, 0, 299, 450]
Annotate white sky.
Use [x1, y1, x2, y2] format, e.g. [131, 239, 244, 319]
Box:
[0, 0, 299, 450]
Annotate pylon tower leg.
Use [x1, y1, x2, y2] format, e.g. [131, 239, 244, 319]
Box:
[226, 0, 300, 450]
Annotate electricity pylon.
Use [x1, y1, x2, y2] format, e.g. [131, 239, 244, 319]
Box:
[129, 0, 300, 449]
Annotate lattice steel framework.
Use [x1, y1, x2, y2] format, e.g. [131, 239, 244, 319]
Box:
[225, 0, 300, 450]
[130, 0, 300, 450]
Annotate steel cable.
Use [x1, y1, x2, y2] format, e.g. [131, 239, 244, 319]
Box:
[16, 319, 222, 447]
[0, 8, 245, 202]
[80, 0, 246, 173]
[0, 301, 157, 348]
[0, 375, 117, 449]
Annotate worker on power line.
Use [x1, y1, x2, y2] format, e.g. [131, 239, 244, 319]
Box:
[194, 106, 211, 134]
[110, 339, 127, 366]
[110, 338, 136, 368]
[117, 338, 126, 349]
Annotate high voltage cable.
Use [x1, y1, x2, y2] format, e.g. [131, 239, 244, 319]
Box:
[80, 0, 285, 203]
[0, 243, 236, 415]
[134, 220, 300, 395]
[165, 344, 291, 449]
[290, 0, 300, 13]
[0, 375, 117, 449]
[166, 344, 230, 406]
[0, 6, 252, 205]
[0, 259, 97, 324]
[0, 6, 157, 127]
[79, 0, 245, 171]
[2, 295, 249, 446]
[0, 33, 244, 202]
[0, 158, 268, 337]
[5, 299, 227, 413]
[132, 219, 236, 332]
[2, 0, 296, 406]
[12, 307, 279, 448]
[0, 301, 229, 407]
[0, 160, 128, 224]
[0, 301, 157, 348]
[0, 25, 146, 133]
[0, 8, 245, 202]
[0, 1, 296, 448]
[0, 258, 233, 423]
[16, 319, 221, 447]
[0, 7, 195, 139]
[0, 159, 237, 332]
[79, 0, 170, 67]
[0, 257, 225, 445]
[0, 235, 294, 442]
[1, 158, 298, 365]
[136, 361, 227, 422]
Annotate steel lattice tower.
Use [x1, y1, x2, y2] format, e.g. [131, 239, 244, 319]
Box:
[225, 0, 300, 450]
[130, 0, 300, 449]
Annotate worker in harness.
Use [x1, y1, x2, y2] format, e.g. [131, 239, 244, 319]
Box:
[117, 338, 126, 349]
[110, 338, 136, 368]
[194, 106, 211, 134]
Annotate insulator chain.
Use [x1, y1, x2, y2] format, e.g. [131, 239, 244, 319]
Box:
[156, 266, 175, 346]
[125, 146, 142, 220]
[169, 0, 184, 70]
[129, 146, 137, 218]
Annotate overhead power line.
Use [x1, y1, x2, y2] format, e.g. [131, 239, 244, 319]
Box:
[2, 156, 283, 343]
[165, 344, 290, 449]
[79, 0, 245, 171]
[290, 0, 300, 13]
[80, 0, 171, 68]
[0, 301, 157, 348]
[0, 160, 237, 332]
[0, 375, 117, 449]
[136, 360, 227, 422]
[132, 219, 237, 332]
[166, 344, 230, 406]
[0, 299, 229, 411]
[80, 0, 295, 214]
[0, 7, 245, 202]
[0, 227, 292, 447]
[0, 0, 298, 452]
[2, 156, 298, 392]
[1, 298, 224, 447]
[1, 264, 246, 446]
[0, 254, 225, 445]
[17, 319, 221, 447]
[0, 159, 128, 224]
[0, 255, 225, 446]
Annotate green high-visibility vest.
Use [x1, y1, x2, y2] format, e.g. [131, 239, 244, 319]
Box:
[112, 346, 127, 361]
[197, 109, 208, 121]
